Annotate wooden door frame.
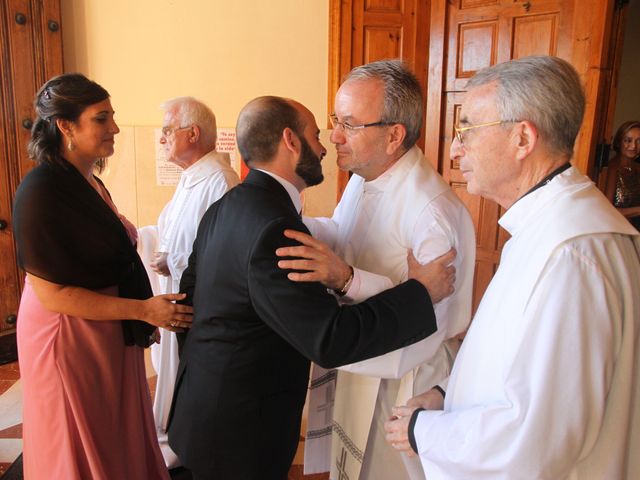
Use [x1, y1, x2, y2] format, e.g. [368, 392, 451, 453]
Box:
[0, 0, 63, 334]
[328, 0, 353, 199]
[571, 0, 618, 178]
[594, 0, 631, 184]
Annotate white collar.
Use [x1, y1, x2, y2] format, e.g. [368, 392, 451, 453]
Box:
[180, 151, 231, 188]
[256, 169, 303, 214]
[360, 145, 419, 193]
[499, 166, 582, 236]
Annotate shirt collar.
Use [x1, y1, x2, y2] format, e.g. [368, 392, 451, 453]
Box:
[256, 169, 303, 213]
[500, 166, 578, 236]
[181, 151, 231, 188]
[517, 162, 572, 201]
[362, 146, 418, 193]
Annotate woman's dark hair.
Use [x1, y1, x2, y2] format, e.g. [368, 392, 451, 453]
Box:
[612, 120, 640, 154]
[28, 73, 110, 170]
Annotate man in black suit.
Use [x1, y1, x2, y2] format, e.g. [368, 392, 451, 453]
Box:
[167, 96, 455, 480]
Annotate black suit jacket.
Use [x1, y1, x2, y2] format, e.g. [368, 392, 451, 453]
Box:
[168, 169, 436, 479]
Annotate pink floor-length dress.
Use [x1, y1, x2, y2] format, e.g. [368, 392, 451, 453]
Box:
[17, 188, 169, 480]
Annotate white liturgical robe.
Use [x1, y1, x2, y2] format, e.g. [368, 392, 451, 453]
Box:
[304, 146, 476, 480]
[148, 151, 239, 467]
[414, 167, 640, 479]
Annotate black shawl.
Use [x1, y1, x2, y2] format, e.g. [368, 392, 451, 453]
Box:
[12, 159, 155, 347]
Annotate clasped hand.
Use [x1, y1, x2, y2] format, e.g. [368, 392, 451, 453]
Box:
[142, 293, 193, 332]
[150, 251, 170, 276]
[384, 388, 445, 456]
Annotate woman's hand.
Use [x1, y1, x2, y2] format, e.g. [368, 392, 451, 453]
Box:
[140, 293, 193, 332]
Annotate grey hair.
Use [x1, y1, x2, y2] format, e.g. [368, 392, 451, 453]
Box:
[160, 96, 218, 150]
[466, 56, 585, 156]
[346, 59, 423, 150]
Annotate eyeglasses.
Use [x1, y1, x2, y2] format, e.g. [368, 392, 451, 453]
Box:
[329, 114, 394, 134]
[453, 120, 520, 146]
[161, 125, 191, 138]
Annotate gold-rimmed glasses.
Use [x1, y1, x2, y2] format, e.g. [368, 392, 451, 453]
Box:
[454, 120, 520, 146]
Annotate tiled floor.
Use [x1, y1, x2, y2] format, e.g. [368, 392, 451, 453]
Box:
[0, 361, 21, 477]
[0, 354, 328, 480]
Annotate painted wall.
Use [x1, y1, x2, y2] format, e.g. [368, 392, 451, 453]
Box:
[60, 0, 338, 226]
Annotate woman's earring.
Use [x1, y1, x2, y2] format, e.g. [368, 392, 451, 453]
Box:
[67, 139, 75, 151]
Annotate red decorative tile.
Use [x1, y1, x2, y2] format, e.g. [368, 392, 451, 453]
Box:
[287, 465, 329, 480]
[0, 361, 20, 381]
[0, 424, 22, 439]
[0, 380, 16, 396]
[0, 462, 9, 476]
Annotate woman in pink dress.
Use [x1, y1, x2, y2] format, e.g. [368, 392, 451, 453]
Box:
[12, 73, 193, 479]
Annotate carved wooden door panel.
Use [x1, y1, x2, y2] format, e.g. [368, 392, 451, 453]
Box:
[436, 0, 574, 311]
[330, 0, 616, 312]
[0, 0, 63, 337]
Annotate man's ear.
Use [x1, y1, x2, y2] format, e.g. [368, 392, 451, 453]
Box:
[386, 123, 407, 156]
[189, 124, 200, 144]
[282, 127, 300, 154]
[513, 121, 537, 161]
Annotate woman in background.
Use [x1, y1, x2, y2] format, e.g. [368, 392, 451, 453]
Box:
[605, 120, 640, 229]
[12, 73, 192, 479]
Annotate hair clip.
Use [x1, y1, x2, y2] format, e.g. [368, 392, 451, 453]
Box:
[43, 89, 51, 100]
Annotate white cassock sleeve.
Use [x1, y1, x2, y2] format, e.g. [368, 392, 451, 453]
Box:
[307, 200, 459, 378]
[303, 215, 339, 248]
[165, 172, 236, 282]
[414, 237, 622, 478]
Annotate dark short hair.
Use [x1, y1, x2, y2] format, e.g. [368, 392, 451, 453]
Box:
[612, 120, 640, 154]
[236, 96, 304, 166]
[28, 73, 110, 169]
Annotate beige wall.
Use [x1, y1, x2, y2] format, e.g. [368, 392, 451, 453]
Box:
[61, 0, 338, 225]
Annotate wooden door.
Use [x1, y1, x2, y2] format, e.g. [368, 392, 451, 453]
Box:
[435, 0, 574, 311]
[591, 1, 631, 190]
[330, 0, 621, 311]
[425, 0, 618, 311]
[0, 0, 63, 336]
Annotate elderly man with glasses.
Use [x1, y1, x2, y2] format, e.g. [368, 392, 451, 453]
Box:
[385, 56, 640, 480]
[276, 59, 476, 480]
[142, 96, 239, 469]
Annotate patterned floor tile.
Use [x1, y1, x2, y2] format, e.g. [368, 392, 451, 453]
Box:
[0, 424, 22, 439]
[0, 359, 326, 478]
